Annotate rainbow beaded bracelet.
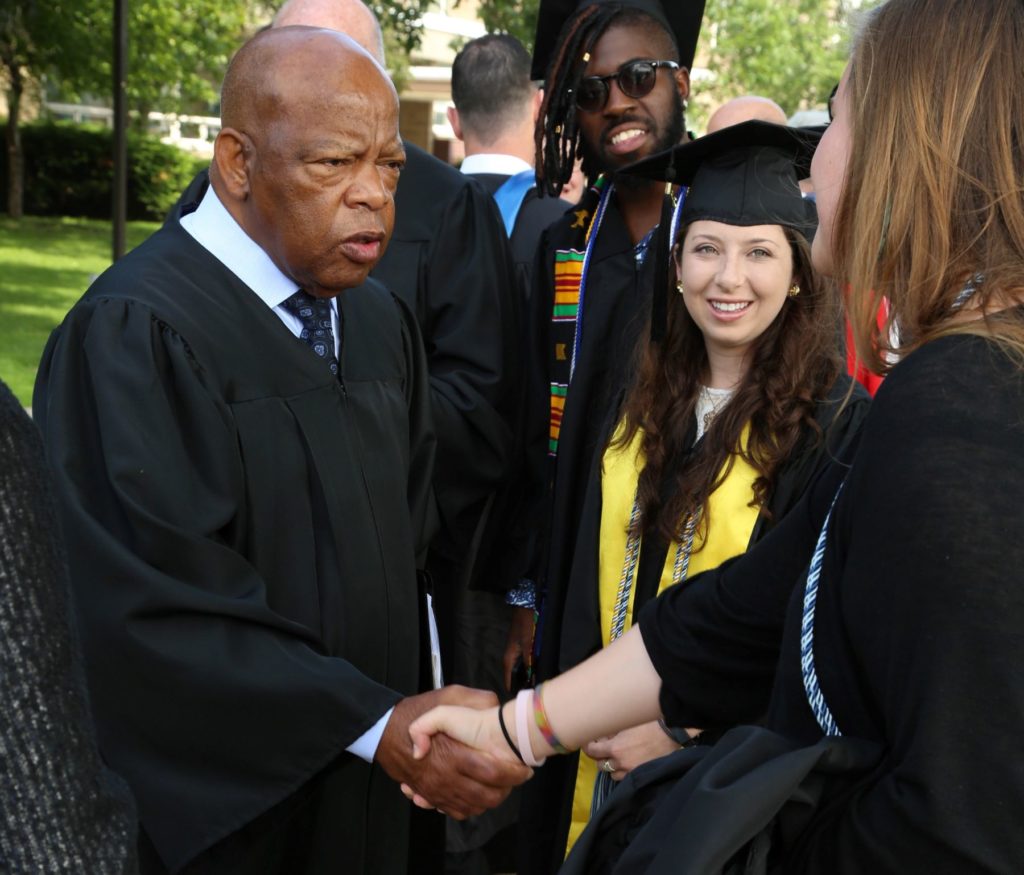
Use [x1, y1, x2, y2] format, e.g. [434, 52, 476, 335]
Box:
[533, 683, 571, 755]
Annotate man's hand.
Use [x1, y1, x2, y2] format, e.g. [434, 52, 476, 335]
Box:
[376, 685, 532, 818]
[502, 607, 535, 692]
[583, 720, 684, 781]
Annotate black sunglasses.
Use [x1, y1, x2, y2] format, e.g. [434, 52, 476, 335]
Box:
[574, 59, 680, 113]
[827, 82, 839, 122]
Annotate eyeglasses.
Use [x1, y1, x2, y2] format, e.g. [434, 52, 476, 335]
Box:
[574, 59, 680, 113]
[827, 82, 839, 122]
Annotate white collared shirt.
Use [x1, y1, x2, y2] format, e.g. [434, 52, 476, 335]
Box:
[180, 185, 341, 357]
[179, 185, 391, 762]
[460, 153, 533, 178]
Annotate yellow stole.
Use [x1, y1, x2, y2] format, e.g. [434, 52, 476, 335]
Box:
[565, 422, 761, 854]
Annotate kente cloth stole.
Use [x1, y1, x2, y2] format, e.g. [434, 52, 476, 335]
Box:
[548, 176, 610, 457]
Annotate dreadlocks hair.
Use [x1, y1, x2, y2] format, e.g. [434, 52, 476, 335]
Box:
[535, 3, 680, 197]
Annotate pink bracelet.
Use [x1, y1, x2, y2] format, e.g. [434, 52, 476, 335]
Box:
[514, 688, 545, 766]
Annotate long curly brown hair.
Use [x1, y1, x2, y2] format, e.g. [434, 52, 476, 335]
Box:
[613, 226, 842, 545]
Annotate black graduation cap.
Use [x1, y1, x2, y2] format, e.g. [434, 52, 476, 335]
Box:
[620, 120, 823, 342]
[622, 119, 822, 241]
[531, 0, 706, 82]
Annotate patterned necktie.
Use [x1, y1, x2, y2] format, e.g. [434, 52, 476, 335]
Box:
[281, 290, 339, 376]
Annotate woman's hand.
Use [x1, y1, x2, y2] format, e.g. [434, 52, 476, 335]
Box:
[409, 702, 529, 766]
[583, 720, 684, 780]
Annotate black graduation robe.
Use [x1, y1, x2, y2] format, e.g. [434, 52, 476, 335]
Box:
[169, 148, 519, 674]
[521, 375, 870, 874]
[639, 331, 1024, 872]
[372, 143, 519, 565]
[369, 144, 522, 678]
[467, 170, 569, 293]
[170, 148, 519, 568]
[33, 220, 435, 874]
[522, 196, 657, 673]
[456, 170, 567, 596]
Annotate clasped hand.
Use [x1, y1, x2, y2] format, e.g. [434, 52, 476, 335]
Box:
[376, 685, 531, 818]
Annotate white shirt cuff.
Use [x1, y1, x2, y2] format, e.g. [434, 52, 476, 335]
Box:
[346, 706, 394, 762]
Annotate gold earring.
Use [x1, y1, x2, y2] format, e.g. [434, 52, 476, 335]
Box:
[788, 284, 800, 297]
[676, 281, 685, 295]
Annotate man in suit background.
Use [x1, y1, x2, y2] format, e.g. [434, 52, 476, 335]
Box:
[449, 33, 568, 290]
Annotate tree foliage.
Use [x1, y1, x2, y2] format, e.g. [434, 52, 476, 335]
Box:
[471, 0, 539, 52]
[67, 1, 264, 121]
[373, 0, 434, 56]
[693, 0, 869, 129]
[1, 0, 104, 216]
[2, 0, 265, 217]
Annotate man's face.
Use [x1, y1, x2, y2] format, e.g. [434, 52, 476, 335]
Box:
[576, 23, 688, 175]
[241, 54, 404, 297]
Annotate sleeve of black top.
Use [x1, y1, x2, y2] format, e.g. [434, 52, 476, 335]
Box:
[639, 444, 854, 729]
[421, 180, 519, 560]
[790, 341, 1024, 873]
[0, 382, 137, 873]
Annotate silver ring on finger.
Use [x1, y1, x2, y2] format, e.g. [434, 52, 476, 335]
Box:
[602, 759, 615, 774]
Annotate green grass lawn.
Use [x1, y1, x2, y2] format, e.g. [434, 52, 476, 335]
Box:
[0, 215, 160, 406]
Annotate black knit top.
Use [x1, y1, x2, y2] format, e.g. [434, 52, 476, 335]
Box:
[0, 380, 137, 872]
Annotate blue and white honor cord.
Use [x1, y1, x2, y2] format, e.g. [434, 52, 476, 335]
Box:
[800, 483, 844, 737]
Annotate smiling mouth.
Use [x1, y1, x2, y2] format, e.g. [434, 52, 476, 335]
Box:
[610, 128, 646, 145]
[710, 301, 751, 313]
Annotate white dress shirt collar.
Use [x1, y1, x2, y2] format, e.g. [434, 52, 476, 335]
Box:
[460, 153, 533, 178]
[179, 184, 299, 309]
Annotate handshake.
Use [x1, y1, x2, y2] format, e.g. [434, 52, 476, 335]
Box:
[374, 685, 537, 818]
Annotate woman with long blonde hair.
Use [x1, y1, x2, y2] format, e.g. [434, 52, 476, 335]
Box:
[411, 0, 1024, 868]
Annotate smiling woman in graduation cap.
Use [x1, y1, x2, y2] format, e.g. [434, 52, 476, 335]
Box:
[546, 119, 871, 855]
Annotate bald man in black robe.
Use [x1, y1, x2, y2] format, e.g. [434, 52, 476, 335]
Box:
[34, 28, 528, 875]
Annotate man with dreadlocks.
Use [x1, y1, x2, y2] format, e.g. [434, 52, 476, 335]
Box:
[504, 1, 705, 870]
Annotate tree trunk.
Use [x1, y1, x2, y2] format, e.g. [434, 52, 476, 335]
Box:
[5, 62, 24, 220]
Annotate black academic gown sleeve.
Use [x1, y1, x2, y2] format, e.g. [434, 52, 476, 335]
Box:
[372, 143, 518, 562]
[643, 333, 1024, 872]
[470, 223, 559, 596]
[638, 449, 855, 729]
[33, 225, 433, 874]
